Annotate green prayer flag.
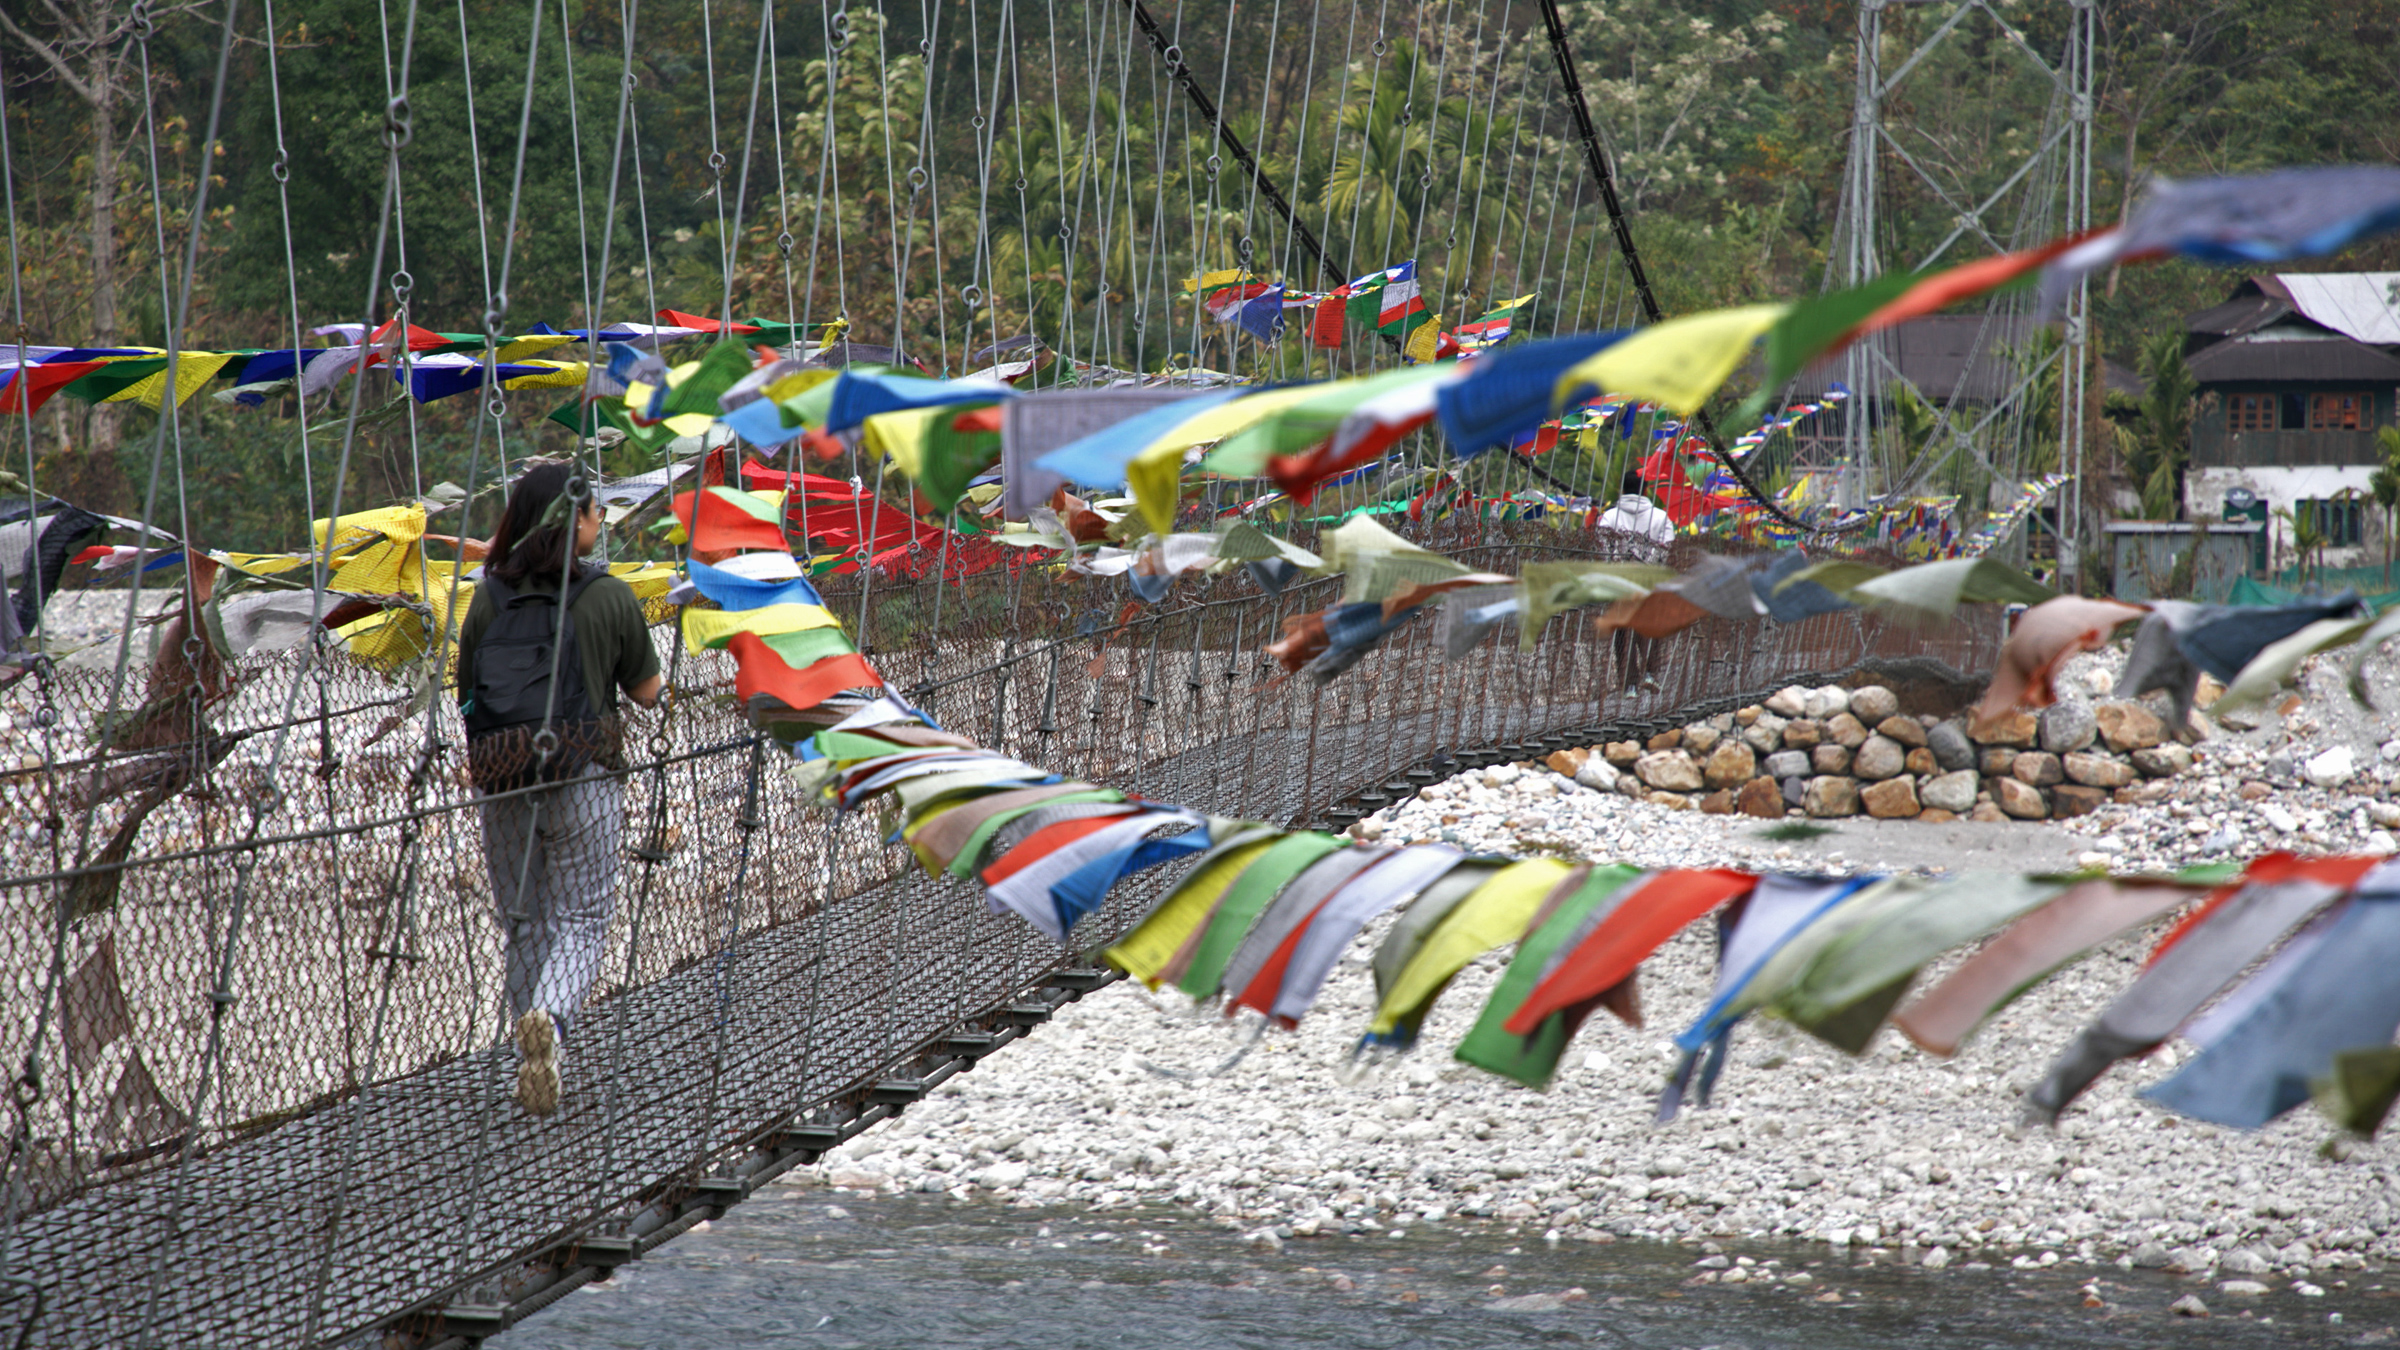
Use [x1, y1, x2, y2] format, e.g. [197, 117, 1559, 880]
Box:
[1728, 271, 1920, 435]
[59, 358, 171, 404]
[661, 340, 759, 420]
[2314, 1046, 2400, 1139]
[1178, 833, 1348, 999]
[1776, 873, 2064, 1055]
[1453, 865, 1646, 1087]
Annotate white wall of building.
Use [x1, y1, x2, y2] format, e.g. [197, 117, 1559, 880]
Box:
[2185, 464, 2383, 571]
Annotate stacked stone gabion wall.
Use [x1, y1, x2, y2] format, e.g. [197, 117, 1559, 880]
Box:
[1547, 683, 2194, 823]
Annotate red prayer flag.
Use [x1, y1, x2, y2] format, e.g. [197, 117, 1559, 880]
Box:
[657, 309, 763, 335]
[671, 488, 791, 554]
[1311, 293, 1348, 348]
[1839, 230, 2097, 348]
[726, 631, 881, 711]
[1503, 869, 1757, 1036]
[980, 812, 1144, 887]
[0, 361, 106, 415]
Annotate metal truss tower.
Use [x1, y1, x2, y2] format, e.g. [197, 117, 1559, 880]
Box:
[1829, 0, 2096, 581]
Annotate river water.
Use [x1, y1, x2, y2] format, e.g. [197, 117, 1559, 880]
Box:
[490, 1192, 2392, 1349]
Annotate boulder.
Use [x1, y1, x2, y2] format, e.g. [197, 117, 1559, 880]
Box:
[1604, 741, 1643, 768]
[1927, 721, 1977, 772]
[1920, 770, 1979, 814]
[1763, 749, 1811, 780]
[1574, 759, 1619, 792]
[1861, 777, 1920, 818]
[1781, 719, 1823, 750]
[1647, 728, 1684, 751]
[1812, 743, 1853, 775]
[1635, 751, 1705, 793]
[1806, 685, 1851, 720]
[1853, 735, 1908, 781]
[2063, 751, 2134, 789]
[1765, 685, 1810, 717]
[1782, 776, 1808, 808]
[1826, 712, 1870, 749]
[1848, 685, 1899, 723]
[1919, 808, 1958, 823]
[1980, 747, 2019, 777]
[1742, 714, 1787, 753]
[1546, 747, 1591, 776]
[1737, 776, 1785, 818]
[2115, 783, 2172, 805]
[2093, 700, 2166, 752]
[1650, 791, 1692, 811]
[1803, 775, 1860, 818]
[1905, 747, 1940, 776]
[2132, 744, 2195, 777]
[1875, 715, 1927, 748]
[2052, 784, 2108, 818]
[1682, 724, 1723, 755]
[2010, 751, 2064, 787]
[1993, 776, 2049, 819]
[1735, 705, 1763, 726]
[2038, 701, 2098, 753]
[1703, 740, 1757, 789]
[2306, 746, 2357, 788]
[1968, 801, 2009, 823]
[1698, 789, 1737, 815]
[1976, 709, 2039, 748]
[2195, 674, 2225, 709]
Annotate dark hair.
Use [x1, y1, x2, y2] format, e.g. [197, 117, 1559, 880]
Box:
[1621, 470, 1645, 497]
[485, 463, 590, 588]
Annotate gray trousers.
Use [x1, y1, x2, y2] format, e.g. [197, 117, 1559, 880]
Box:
[479, 768, 624, 1039]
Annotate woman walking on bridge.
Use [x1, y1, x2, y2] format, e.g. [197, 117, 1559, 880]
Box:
[456, 464, 663, 1115]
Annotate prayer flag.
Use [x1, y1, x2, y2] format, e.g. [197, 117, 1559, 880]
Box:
[1376, 262, 1425, 334]
[1312, 291, 1349, 347]
[1455, 294, 1535, 350]
[1237, 285, 1288, 343]
[725, 630, 880, 711]
[1554, 304, 1789, 417]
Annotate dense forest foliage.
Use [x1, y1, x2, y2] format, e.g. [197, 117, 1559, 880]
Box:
[2, 0, 2396, 551]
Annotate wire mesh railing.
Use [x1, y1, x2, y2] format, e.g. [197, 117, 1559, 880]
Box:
[0, 519, 2001, 1347]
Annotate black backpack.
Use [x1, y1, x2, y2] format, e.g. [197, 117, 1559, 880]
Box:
[464, 569, 608, 790]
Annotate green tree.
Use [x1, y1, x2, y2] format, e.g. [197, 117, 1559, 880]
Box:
[2108, 332, 2197, 520]
[2373, 426, 2400, 585]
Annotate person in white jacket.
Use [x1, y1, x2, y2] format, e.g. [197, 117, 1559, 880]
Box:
[1596, 471, 1671, 690]
[1596, 470, 1675, 546]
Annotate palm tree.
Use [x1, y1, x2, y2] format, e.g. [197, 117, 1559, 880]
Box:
[2373, 465, 2400, 587]
[2377, 426, 2400, 586]
[2279, 503, 2328, 588]
[2115, 332, 2198, 520]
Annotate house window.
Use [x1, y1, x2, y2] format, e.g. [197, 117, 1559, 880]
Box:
[2300, 497, 2365, 547]
[2309, 393, 2366, 430]
[2227, 393, 2276, 432]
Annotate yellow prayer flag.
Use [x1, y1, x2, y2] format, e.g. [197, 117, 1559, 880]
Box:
[1368, 858, 1572, 1036]
[679, 602, 841, 655]
[860, 404, 955, 483]
[502, 360, 593, 390]
[491, 334, 579, 362]
[1402, 316, 1442, 364]
[1552, 303, 1789, 416]
[1104, 838, 1279, 986]
[106, 352, 236, 410]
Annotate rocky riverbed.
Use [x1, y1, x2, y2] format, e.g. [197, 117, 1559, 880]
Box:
[799, 637, 2400, 1295]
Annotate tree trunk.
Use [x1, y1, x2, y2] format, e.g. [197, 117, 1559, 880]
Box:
[85, 47, 121, 459]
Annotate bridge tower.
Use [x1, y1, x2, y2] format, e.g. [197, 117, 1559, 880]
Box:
[1824, 0, 2096, 581]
